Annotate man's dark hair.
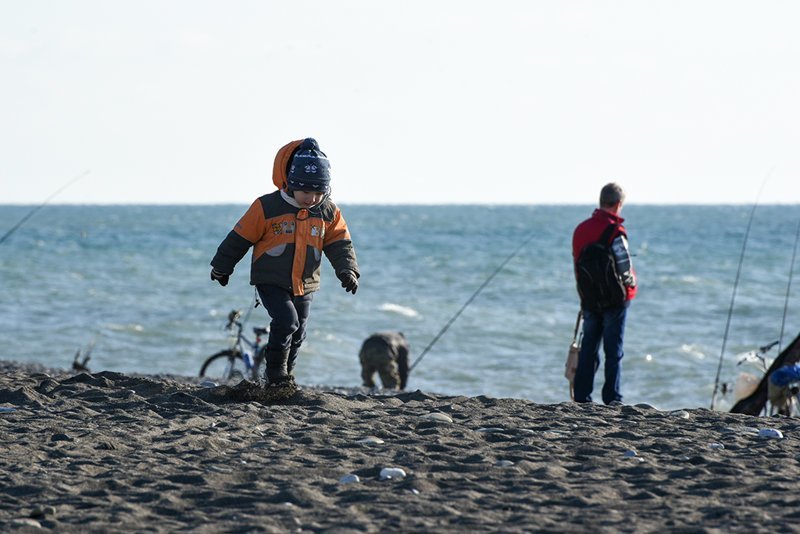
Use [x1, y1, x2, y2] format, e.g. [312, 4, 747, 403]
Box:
[599, 183, 626, 208]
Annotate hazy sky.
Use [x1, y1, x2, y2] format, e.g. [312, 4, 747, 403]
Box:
[2, 1, 799, 205]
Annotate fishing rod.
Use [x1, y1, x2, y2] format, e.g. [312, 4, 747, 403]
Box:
[778, 215, 800, 353]
[710, 170, 772, 410]
[0, 170, 90, 246]
[409, 232, 538, 373]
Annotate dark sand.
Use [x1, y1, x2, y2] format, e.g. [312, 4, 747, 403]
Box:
[2, 359, 800, 533]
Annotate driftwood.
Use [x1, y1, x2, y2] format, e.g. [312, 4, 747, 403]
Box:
[730, 332, 800, 415]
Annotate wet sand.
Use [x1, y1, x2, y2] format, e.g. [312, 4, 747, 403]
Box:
[1, 359, 799, 532]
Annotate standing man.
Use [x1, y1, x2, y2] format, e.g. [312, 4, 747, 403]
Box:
[359, 331, 410, 390]
[571, 183, 637, 404]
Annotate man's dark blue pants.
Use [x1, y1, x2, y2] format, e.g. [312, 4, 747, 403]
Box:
[574, 305, 628, 405]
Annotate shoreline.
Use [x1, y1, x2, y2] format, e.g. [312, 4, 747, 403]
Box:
[1, 358, 799, 532]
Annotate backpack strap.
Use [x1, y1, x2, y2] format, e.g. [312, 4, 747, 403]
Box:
[598, 223, 619, 246]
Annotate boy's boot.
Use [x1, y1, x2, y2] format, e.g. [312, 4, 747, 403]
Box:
[263, 348, 297, 401]
[286, 344, 301, 385]
[264, 348, 289, 384]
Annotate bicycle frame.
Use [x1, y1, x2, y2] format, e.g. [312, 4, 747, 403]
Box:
[200, 309, 269, 383]
[229, 321, 262, 373]
[226, 312, 269, 380]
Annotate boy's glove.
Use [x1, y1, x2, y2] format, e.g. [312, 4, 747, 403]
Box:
[337, 270, 358, 294]
[210, 268, 230, 287]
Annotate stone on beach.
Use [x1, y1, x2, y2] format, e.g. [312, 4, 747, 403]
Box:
[669, 410, 690, 419]
[11, 518, 41, 529]
[475, 427, 505, 433]
[30, 505, 57, 519]
[758, 428, 784, 439]
[379, 468, 407, 480]
[419, 412, 453, 423]
[356, 436, 385, 445]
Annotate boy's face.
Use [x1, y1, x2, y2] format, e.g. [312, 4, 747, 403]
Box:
[293, 189, 325, 208]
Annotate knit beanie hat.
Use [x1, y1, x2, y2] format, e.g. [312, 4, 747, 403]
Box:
[287, 138, 331, 193]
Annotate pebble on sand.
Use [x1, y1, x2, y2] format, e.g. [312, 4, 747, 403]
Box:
[669, 410, 690, 419]
[356, 437, 385, 445]
[338, 474, 360, 485]
[379, 468, 407, 481]
[758, 428, 784, 439]
[419, 413, 453, 423]
[12, 519, 41, 528]
[30, 505, 57, 519]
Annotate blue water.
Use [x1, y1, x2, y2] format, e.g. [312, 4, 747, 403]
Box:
[2, 204, 799, 411]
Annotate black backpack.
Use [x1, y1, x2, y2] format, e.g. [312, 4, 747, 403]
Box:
[575, 224, 627, 311]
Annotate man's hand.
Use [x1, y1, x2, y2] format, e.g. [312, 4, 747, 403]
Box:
[210, 268, 230, 287]
[337, 270, 358, 294]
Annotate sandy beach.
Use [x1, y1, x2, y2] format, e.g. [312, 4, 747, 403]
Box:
[1, 359, 800, 532]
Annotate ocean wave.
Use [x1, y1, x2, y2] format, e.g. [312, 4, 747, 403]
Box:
[378, 303, 419, 318]
[680, 344, 705, 359]
[104, 323, 145, 333]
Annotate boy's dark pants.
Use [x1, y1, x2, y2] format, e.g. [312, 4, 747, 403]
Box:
[256, 285, 313, 377]
[573, 305, 627, 405]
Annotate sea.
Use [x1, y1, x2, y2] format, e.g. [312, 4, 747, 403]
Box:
[2, 203, 799, 411]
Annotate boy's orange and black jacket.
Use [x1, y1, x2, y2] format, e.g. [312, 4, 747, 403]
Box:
[211, 140, 359, 296]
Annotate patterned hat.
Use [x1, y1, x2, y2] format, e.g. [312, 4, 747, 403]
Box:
[287, 138, 331, 193]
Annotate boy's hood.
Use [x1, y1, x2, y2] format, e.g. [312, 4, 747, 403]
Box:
[272, 139, 304, 191]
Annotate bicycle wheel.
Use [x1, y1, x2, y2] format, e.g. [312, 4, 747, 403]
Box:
[199, 350, 245, 384]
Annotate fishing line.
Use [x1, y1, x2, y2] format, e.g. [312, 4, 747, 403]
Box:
[778, 215, 800, 353]
[0, 170, 90, 246]
[710, 169, 772, 410]
[409, 232, 538, 373]
[243, 291, 258, 325]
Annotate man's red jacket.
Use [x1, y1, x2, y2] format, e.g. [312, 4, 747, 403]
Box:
[572, 208, 638, 302]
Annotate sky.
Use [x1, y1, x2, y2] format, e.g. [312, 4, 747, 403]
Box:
[1, 1, 799, 205]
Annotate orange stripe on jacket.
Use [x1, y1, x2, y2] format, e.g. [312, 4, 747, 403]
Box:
[233, 200, 267, 243]
[323, 208, 351, 246]
[291, 209, 311, 295]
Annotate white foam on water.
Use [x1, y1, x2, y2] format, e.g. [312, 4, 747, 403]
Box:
[104, 323, 145, 333]
[378, 303, 419, 318]
[680, 344, 705, 359]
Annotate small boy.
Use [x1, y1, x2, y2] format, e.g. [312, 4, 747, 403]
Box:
[210, 138, 360, 397]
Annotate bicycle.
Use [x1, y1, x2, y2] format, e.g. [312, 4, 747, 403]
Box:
[199, 310, 268, 384]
